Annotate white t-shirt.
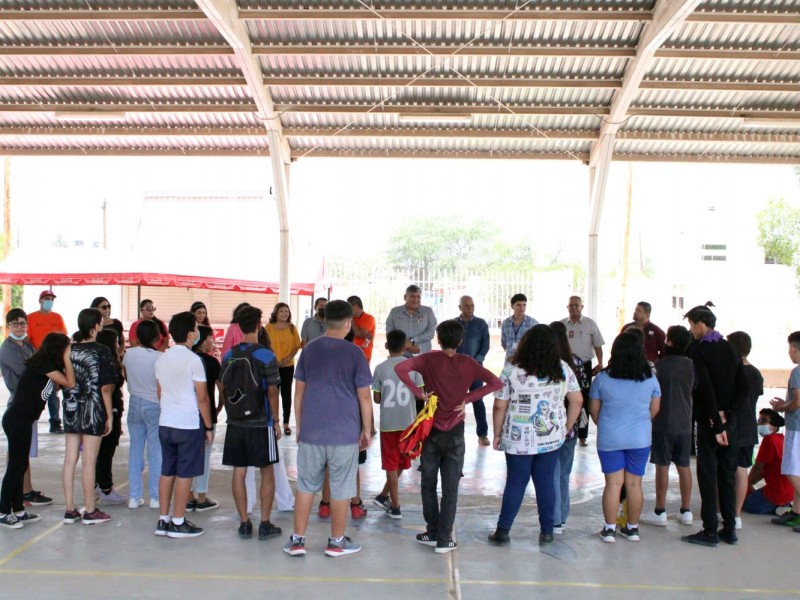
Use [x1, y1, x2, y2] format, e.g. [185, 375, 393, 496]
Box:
[155, 345, 206, 430]
[123, 347, 161, 403]
[495, 360, 580, 455]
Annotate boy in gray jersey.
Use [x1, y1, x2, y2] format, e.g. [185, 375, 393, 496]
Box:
[371, 330, 423, 518]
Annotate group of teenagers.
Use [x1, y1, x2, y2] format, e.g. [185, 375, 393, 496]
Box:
[1, 291, 799, 558]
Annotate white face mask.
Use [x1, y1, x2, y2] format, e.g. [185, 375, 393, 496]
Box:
[758, 425, 773, 437]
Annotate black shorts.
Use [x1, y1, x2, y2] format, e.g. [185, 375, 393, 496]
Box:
[358, 449, 367, 465]
[650, 433, 691, 468]
[738, 445, 754, 469]
[222, 422, 279, 468]
[159, 426, 205, 478]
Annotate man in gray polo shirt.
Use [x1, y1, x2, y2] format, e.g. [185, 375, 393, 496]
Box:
[385, 285, 437, 357]
[561, 295, 605, 446]
[300, 298, 327, 347]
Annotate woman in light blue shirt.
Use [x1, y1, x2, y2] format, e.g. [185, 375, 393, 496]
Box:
[590, 332, 660, 544]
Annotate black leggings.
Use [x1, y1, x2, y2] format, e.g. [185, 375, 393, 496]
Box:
[1, 413, 32, 514]
[279, 366, 294, 425]
[95, 410, 122, 491]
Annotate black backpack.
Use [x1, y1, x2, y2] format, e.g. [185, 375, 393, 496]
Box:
[221, 344, 267, 421]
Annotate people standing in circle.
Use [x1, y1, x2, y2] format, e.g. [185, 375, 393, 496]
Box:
[90, 297, 125, 357]
[300, 298, 327, 347]
[123, 320, 163, 509]
[500, 293, 538, 364]
[94, 329, 127, 506]
[266, 303, 301, 436]
[455, 295, 491, 446]
[188, 325, 221, 513]
[191, 301, 211, 327]
[129, 299, 170, 352]
[623, 301, 666, 363]
[62, 308, 116, 525]
[0, 333, 75, 529]
[0, 308, 53, 507]
[489, 325, 582, 546]
[27, 290, 68, 433]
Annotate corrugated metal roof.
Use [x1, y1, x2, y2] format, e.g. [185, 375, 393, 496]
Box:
[0, 0, 796, 162]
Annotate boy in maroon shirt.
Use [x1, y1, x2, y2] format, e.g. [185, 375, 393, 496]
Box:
[395, 319, 502, 554]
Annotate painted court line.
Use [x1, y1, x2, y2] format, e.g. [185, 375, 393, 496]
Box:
[0, 522, 63, 568]
[0, 569, 798, 595]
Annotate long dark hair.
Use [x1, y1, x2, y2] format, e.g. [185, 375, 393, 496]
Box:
[140, 298, 168, 338]
[96, 329, 123, 376]
[269, 302, 292, 324]
[90, 296, 109, 310]
[511, 324, 564, 383]
[136, 320, 160, 351]
[73, 308, 103, 342]
[26, 332, 70, 372]
[548, 321, 581, 379]
[231, 302, 251, 324]
[190, 301, 211, 327]
[606, 332, 652, 381]
[684, 301, 717, 329]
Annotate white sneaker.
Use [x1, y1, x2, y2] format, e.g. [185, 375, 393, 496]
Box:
[128, 498, 144, 509]
[553, 524, 564, 535]
[734, 516, 742, 530]
[149, 498, 160, 509]
[677, 510, 693, 526]
[98, 489, 127, 505]
[640, 510, 667, 526]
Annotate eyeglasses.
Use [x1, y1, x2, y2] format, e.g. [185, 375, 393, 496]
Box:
[97, 304, 111, 310]
[8, 321, 27, 328]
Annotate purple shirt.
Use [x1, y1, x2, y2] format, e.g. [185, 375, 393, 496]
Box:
[294, 336, 373, 445]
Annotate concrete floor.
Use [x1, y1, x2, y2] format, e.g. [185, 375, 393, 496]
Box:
[0, 391, 798, 599]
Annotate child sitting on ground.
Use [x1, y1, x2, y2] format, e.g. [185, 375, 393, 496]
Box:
[744, 408, 793, 515]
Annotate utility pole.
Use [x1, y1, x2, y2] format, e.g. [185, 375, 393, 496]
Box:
[101, 199, 108, 249]
[3, 158, 11, 331]
[618, 163, 633, 333]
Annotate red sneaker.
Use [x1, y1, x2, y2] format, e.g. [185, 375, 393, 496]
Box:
[350, 502, 367, 519]
[318, 501, 331, 519]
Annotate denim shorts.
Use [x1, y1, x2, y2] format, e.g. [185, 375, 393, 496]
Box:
[159, 426, 204, 479]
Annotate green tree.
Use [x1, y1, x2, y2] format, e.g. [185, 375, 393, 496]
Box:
[757, 197, 800, 290]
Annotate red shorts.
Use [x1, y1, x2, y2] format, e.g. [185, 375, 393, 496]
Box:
[380, 430, 411, 472]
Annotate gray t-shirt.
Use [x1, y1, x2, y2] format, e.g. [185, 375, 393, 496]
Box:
[561, 316, 605, 363]
[300, 316, 326, 343]
[653, 355, 695, 435]
[0, 338, 36, 400]
[384, 305, 437, 355]
[786, 365, 800, 432]
[123, 346, 161, 403]
[372, 356, 423, 432]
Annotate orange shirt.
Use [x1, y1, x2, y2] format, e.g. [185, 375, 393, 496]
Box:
[27, 310, 67, 349]
[353, 312, 376, 362]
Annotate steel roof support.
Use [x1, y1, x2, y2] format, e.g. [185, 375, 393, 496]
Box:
[585, 0, 702, 319]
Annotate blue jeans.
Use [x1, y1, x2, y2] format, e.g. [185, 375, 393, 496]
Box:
[47, 389, 60, 423]
[553, 437, 578, 525]
[742, 487, 781, 515]
[498, 450, 559, 534]
[127, 396, 162, 501]
[468, 380, 488, 437]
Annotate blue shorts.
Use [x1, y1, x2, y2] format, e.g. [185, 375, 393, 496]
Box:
[159, 426, 205, 479]
[598, 447, 650, 476]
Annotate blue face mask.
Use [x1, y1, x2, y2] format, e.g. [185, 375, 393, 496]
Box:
[42, 300, 54, 312]
[758, 425, 773, 437]
[8, 332, 26, 341]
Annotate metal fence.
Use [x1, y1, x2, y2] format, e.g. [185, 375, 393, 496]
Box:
[327, 266, 578, 331]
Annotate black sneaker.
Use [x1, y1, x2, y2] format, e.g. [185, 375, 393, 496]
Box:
[238, 519, 253, 539]
[488, 528, 510, 545]
[258, 521, 282, 540]
[771, 510, 799, 526]
[49, 421, 64, 434]
[373, 494, 391, 511]
[155, 519, 170, 537]
[167, 519, 204, 538]
[22, 491, 53, 506]
[599, 527, 616, 543]
[63, 509, 82, 524]
[194, 498, 219, 512]
[718, 529, 739, 545]
[16, 512, 41, 524]
[0, 514, 22, 529]
[185, 499, 197, 512]
[386, 506, 402, 519]
[681, 529, 719, 547]
[539, 532, 554, 545]
[619, 526, 640, 542]
[415, 532, 437, 547]
[434, 539, 457, 554]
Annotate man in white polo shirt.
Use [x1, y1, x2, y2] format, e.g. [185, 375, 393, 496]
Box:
[154, 311, 214, 539]
[562, 295, 605, 447]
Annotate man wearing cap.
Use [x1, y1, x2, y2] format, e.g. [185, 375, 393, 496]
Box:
[27, 290, 68, 433]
